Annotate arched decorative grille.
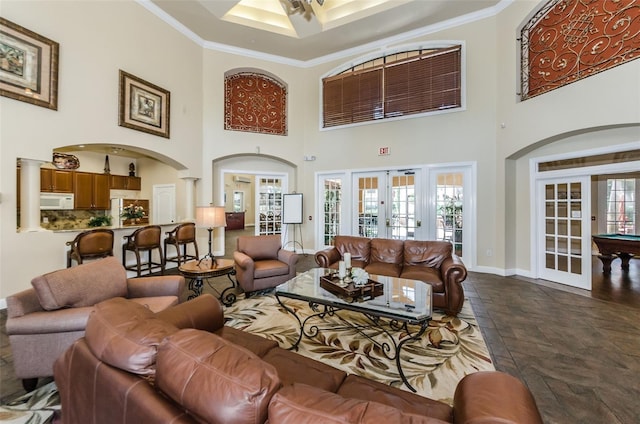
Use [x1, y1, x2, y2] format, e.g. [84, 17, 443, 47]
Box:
[224, 72, 287, 135]
[521, 0, 640, 100]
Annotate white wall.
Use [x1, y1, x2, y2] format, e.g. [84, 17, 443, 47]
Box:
[0, 0, 203, 299]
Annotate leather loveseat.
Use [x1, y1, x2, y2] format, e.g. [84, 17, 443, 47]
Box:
[54, 294, 543, 424]
[315, 235, 467, 315]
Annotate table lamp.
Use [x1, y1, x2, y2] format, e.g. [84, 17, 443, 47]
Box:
[196, 205, 226, 268]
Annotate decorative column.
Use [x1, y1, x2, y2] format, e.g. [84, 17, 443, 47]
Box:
[181, 177, 198, 222]
[19, 158, 46, 232]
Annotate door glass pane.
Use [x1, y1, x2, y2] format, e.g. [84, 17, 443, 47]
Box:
[322, 178, 342, 246]
[258, 178, 282, 235]
[358, 177, 379, 238]
[390, 172, 416, 240]
[606, 178, 636, 234]
[544, 181, 583, 274]
[436, 173, 463, 256]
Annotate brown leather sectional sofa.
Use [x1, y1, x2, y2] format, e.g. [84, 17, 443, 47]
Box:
[315, 236, 467, 315]
[54, 294, 543, 424]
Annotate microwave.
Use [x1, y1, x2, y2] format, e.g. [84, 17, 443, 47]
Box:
[40, 193, 75, 210]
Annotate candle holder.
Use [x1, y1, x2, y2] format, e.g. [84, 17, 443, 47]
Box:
[344, 267, 353, 284]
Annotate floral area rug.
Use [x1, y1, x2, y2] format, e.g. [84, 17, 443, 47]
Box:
[0, 381, 59, 424]
[224, 294, 494, 405]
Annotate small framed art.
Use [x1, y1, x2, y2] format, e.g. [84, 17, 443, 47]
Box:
[118, 70, 170, 138]
[0, 17, 59, 110]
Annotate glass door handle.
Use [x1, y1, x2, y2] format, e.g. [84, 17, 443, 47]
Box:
[416, 220, 422, 227]
[386, 219, 390, 227]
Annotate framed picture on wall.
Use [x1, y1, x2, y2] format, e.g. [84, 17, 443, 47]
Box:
[118, 70, 170, 138]
[0, 17, 59, 110]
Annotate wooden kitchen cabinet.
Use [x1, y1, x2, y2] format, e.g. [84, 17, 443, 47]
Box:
[40, 169, 73, 192]
[110, 175, 141, 190]
[74, 172, 110, 209]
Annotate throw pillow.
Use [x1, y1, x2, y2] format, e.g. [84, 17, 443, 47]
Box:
[85, 297, 178, 375]
[31, 256, 127, 310]
[156, 329, 281, 424]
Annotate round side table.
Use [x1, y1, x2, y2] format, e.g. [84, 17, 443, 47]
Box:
[178, 258, 237, 305]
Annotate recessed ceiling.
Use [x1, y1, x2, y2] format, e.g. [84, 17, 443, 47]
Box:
[145, 0, 505, 64]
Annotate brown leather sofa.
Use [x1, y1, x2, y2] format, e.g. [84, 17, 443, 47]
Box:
[315, 236, 467, 316]
[54, 294, 543, 424]
[6, 256, 184, 392]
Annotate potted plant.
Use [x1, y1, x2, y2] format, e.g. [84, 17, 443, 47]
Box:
[121, 203, 146, 224]
[88, 215, 112, 227]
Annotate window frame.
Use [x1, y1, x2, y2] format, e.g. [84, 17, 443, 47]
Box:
[319, 41, 466, 131]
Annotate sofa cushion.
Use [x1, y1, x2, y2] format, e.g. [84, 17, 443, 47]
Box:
[400, 266, 445, 292]
[366, 238, 403, 277]
[254, 259, 289, 279]
[334, 236, 371, 265]
[84, 297, 178, 376]
[262, 347, 346, 392]
[31, 256, 127, 310]
[337, 374, 453, 422]
[268, 384, 447, 424]
[156, 329, 281, 424]
[403, 240, 452, 269]
[238, 234, 281, 260]
[214, 326, 279, 357]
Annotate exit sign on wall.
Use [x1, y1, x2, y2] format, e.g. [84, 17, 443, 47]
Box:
[378, 147, 389, 156]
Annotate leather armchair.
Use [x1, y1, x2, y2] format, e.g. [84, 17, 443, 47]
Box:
[5, 256, 185, 392]
[233, 235, 298, 295]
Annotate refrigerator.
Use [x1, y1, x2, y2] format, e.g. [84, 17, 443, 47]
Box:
[110, 198, 125, 227]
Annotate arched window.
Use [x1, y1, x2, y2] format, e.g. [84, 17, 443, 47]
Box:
[520, 0, 640, 100]
[224, 71, 287, 136]
[322, 45, 462, 128]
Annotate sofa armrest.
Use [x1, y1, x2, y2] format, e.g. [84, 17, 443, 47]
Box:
[233, 250, 255, 289]
[439, 254, 467, 314]
[127, 275, 185, 299]
[278, 249, 299, 269]
[315, 248, 340, 268]
[453, 371, 543, 424]
[155, 294, 224, 333]
[6, 289, 45, 318]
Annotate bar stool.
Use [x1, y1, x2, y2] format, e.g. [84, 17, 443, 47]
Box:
[122, 225, 165, 277]
[164, 222, 199, 266]
[66, 228, 114, 268]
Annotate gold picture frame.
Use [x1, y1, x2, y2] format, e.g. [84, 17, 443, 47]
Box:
[0, 17, 59, 110]
[118, 70, 170, 138]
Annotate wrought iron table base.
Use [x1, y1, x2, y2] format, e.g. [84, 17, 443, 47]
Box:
[186, 269, 237, 306]
[275, 295, 430, 392]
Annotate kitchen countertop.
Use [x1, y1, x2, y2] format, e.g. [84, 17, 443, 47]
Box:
[51, 223, 180, 233]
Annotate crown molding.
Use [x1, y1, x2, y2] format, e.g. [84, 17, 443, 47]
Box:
[136, 0, 515, 68]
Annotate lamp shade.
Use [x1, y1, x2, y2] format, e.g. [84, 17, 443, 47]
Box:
[196, 206, 226, 229]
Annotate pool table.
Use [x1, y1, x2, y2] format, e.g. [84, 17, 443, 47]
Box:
[592, 234, 640, 273]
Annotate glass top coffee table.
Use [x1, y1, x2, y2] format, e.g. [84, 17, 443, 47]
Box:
[275, 267, 432, 392]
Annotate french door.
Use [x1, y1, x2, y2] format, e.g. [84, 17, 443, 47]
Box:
[256, 176, 286, 236]
[353, 170, 421, 240]
[536, 177, 592, 289]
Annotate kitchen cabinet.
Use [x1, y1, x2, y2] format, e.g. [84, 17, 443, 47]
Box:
[110, 175, 141, 190]
[74, 172, 110, 209]
[40, 169, 73, 192]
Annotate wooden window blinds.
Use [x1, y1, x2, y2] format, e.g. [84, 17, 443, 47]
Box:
[322, 45, 461, 128]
